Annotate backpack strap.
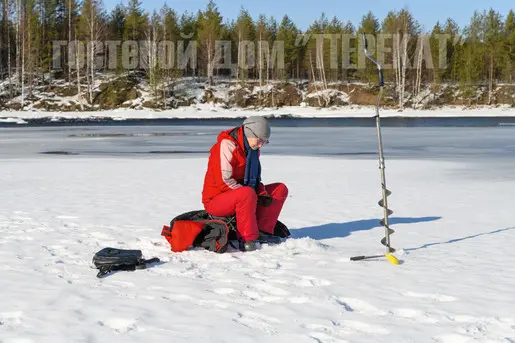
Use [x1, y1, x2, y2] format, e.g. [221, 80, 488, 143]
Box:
[96, 257, 161, 278]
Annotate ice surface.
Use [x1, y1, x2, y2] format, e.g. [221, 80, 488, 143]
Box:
[1, 125, 515, 343]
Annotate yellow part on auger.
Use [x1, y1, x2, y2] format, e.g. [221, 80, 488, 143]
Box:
[386, 253, 400, 265]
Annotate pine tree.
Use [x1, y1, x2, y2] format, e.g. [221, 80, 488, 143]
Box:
[107, 4, 125, 74]
[178, 11, 198, 78]
[234, 7, 254, 81]
[160, 4, 179, 100]
[357, 11, 380, 83]
[24, 0, 40, 98]
[327, 16, 345, 82]
[276, 15, 298, 81]
[198, 0, 222, 84]
[428, 21, 452, 85]
[443, 18, 460, 83]
[256, 14, 268, 84]
[66, 0, 79, 85]
[482, 8, 504, 104]
[504, 10, 514, 83]
[266, 16, 277, 81]
[124, 0, 147, 41]
[40, 0, 63, 83]
[305, 13, 329, 87]
[124, 0, 148, 75]
[460, 10, 485, 104]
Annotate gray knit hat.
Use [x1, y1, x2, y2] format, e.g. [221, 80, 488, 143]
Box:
[243, 116, 271, 140]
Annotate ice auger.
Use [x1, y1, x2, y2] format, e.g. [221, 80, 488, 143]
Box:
[350, 33, 399, 265]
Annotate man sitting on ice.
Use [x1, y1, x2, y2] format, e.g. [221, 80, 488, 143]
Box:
[201, 116, 289, 251]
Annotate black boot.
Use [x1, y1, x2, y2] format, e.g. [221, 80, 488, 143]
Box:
[258, 232, 283, 245]
[242, 240, 259, 252]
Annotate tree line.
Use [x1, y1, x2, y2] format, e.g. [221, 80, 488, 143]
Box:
[0, 0, 513, 107]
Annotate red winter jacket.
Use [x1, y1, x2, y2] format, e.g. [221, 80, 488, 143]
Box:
[202, 126, 265, 206]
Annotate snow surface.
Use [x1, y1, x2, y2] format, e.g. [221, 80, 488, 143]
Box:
[1, 105, 515, 122]
[1, 143, 515, 342]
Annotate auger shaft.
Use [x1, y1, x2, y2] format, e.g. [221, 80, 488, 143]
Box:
[375, 86, 395, 253]
[350, 33, 396, 262]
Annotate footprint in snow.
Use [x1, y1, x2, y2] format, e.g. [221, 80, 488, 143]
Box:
[56, 215, 79, 220]
[252, 282, 290, 296]
[295, 276, 331, 288]
[309, 331, 347, 343]
[433, 333, 471, 343]
[391, 308, 439, 324]
[98, 318, 139, 334]
[338, 320, 389, 335]
[89, 232, 112, 240]
[403, 291, 457, 302]
[213, 288, 236, 295]
[304, 320, 388, 341]
[162, 294, 228, 309]
[239, 282, 291, 304]
[335, 298, 387, 316]
[289, 296, 311, 304]
[0, 311, 23, 328]
[233, 311, 281, 335]
[335, 298, 441, 325]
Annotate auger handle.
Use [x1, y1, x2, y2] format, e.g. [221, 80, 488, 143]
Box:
[350, 254, 384, 261]
[350, 256, 366, 261]
[362, 33, 384, 87]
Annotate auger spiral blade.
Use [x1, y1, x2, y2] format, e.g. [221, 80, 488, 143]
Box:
[378, 187, 395, 252]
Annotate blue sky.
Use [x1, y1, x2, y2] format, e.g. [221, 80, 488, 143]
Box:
[104, 0, 514, 32]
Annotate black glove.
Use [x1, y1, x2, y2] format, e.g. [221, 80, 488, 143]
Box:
[258, 194, 273, 207]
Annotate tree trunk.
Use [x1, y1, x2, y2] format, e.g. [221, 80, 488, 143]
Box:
[15, 0, 19, 89]
[27, 6, 32, 99]
[0, 0, 3, 76]
[148, 27, 153, 93]
[6, 0, 12, 99]
[258, 32, 262, 86]
[394, 33, 401, 108]
[207, 40, 212, 85]
[40, 0, 44, 85]
[76, 36, 83, 111]
[163, 16, 167, 110]
[68, 0, 71, 85]
[237, 30, 241, 81]
[21, 1, 24, 108]
[414, 36, 423, 104]
[310, 52, 322, 107]
[488, 54, 493, 105]
[89, 5, 94, 104]
[401, 33, 409, 110]
[296, 53, 300, 83]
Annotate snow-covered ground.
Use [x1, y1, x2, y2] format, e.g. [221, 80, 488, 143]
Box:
[1, 129, 515, 342]
[1, 104, 515, 124]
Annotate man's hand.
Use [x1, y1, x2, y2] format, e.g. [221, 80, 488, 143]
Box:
[258, 194, 273, 207]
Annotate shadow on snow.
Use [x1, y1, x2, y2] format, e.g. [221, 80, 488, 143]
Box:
[292, 216, 442, 240]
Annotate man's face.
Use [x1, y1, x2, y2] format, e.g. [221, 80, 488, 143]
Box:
[247, 137, 268, 150]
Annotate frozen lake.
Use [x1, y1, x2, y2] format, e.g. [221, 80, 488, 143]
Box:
[1, 123, 515, 162]
[2, 118, 515, 343]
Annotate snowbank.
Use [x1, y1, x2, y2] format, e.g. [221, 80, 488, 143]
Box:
[1, 104, 515, 122]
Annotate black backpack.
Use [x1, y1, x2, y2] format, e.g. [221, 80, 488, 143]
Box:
[92, 247, 160, 278]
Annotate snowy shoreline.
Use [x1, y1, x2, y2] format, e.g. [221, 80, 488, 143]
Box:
[1, 104, 515, 124]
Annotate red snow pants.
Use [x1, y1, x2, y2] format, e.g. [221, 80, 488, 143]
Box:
[204, 183, 288, 242]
